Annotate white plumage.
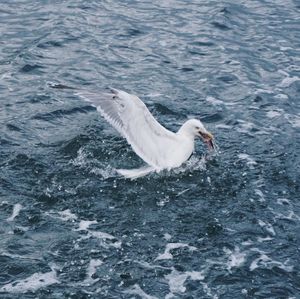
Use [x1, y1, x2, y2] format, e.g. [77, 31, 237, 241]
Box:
[78, 89, 214, 179]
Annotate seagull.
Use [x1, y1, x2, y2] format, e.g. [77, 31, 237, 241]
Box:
[78, 89, 215, 179]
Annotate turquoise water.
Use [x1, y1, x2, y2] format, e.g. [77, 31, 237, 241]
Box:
[0, 0, 300, 298]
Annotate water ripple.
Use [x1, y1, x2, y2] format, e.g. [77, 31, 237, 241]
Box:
[0, 0, 299, 298]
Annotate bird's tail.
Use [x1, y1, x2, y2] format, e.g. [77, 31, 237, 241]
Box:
[117, 166, 155, 180]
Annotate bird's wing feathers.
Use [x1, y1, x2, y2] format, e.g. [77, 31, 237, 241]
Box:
[78, 89, 178, 168]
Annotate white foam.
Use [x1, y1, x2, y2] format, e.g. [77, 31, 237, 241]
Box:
[266, 110, 281, 118]
[46, 210, 78, 223]
[254, 189, 265, 202]
[165, 293, 175, 299]
[145, 93, 163, 98]
[285, 113, 300, 128]
[65, 188, 77, 195]
[135, 260, 169, 270]
[156, 196, 170, 207]
[273, 209, 300, 221]
[236, 120, 255, 134]
[45, 187, 52, 197]
[176, 188, 191, 197]
[71, 148, 117, 179]
[165, 270, 189, 293]
[7, 203, 22, 222]
[274, 93, 288, 100]
[201, 282, 218, 299]
[164, 233, 172, 241]
[77, 220, 97, 231]
[206, 96, 224, 106]
[0, 72, 12, 80]
[86, 259, 103, 278]
[90, 166, 117, 179]
[238, 154, 257, 169]
[254, 88, 273, 94]
[235, 120, 269, 135]
[82, 259, 103, 285]
[250, 252, 293, 272]
[165, 268, 204, 296]
[278, 76, 299, 87]
[89, 230, 119, 241]
[57, 209, 77, 221]
[268, 206, 300, 221]
[71, 147, 91, 167]
[155, 243, 197, 261]
[257, 236, 273, 242]
[215, 124, 232, 130]
[223, 247, 246, 272]
[1, 267, 59, 293]
[258, 219, 276, 236]
[280, 46, 293, 51]
[172, 156, 207, 175]
[125, 284, 158, 299]
[276, 198, 290, 205]
[241, 239, 254, 246]
[76, 219, 121, 248]
[206, 96, 236, 107]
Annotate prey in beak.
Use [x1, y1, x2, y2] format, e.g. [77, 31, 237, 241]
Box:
[198, 131, 215, 151]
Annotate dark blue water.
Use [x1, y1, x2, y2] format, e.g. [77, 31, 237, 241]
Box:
[1, 0, 300, 298]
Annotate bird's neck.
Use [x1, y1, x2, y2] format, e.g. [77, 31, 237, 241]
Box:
[177, 127, 195, 155]
[177, 124, 195, 140]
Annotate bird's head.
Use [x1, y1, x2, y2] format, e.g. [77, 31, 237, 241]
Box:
[180, 119, 215, 150]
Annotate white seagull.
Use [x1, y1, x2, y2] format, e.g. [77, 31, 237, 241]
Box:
[78, 89, 215, 179]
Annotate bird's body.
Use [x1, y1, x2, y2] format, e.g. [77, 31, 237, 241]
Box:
[78, 89, 214, 179]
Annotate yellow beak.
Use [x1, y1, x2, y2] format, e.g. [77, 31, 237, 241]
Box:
[205, 132, 214, 140]
[199, 131, 215, 150]
[199, 131, 213, 141]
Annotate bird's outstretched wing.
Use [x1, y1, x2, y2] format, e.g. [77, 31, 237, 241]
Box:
[77, 89, 178, 168]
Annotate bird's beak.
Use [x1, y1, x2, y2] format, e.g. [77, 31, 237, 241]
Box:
[198, 131, 215, 150]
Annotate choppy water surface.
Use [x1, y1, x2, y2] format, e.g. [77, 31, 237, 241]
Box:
[1, 0, 300, 298]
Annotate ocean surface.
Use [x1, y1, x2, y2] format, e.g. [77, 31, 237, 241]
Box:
[1, 0, 300, 298]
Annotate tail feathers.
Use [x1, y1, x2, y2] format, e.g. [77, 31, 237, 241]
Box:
[117, 166, 155, 180]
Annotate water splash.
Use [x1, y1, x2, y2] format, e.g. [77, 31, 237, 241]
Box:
[6, 203, 22, 222]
